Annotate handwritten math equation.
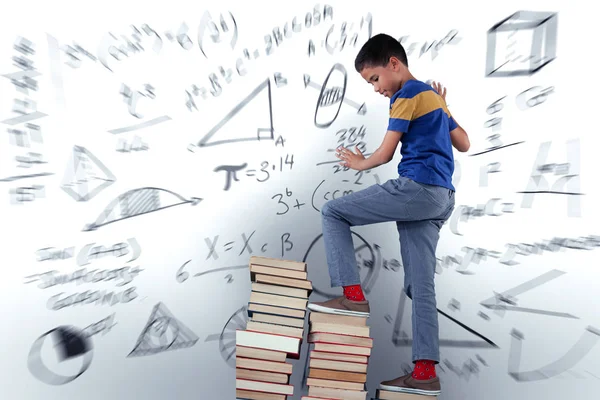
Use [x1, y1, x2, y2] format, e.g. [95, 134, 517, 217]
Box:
[204, 230, 294, 260]
[398, 29, 461, 60]
[437, 234, 600, 275]
[214, 154, 294, 191]
[270, 169, 380, 216]
[23, 238, 143, 310]
[1, 37, 50, 204]
[308, 13, 372, 57]
[53, 5, 335, 111]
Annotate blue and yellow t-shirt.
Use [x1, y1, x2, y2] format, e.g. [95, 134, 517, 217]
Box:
[388, 80, 457, 191]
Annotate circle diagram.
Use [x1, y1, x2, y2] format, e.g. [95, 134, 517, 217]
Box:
[302, 231, 379, 299]
[27, 326, 94, 386]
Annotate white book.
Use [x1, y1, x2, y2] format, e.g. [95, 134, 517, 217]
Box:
[236, 329, 301, 355]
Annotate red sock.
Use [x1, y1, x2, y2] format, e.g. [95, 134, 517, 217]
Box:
[343, 284, 366, 301]
[412, 360, 436, 380]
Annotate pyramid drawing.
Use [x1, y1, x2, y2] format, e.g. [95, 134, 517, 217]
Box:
[127, 302, 199, 357]
[60, 146, 116, 202]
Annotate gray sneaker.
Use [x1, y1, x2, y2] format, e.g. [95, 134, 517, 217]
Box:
[379, 373, 441, 396]
[307, 296, 370, 317]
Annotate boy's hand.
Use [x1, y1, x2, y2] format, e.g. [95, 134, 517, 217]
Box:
[336, 145, 366, 170]
[431, 81, 447, 102]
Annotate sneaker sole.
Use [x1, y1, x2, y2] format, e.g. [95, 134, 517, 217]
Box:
[379, 383, 440, 396]
[307, 303, 370, 317]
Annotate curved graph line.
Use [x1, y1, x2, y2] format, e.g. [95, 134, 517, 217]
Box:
[212, 305, 248, 368]
[83, 187, 202, 231]
[509, 326, 600, 381]
[302, 231, 377, 298]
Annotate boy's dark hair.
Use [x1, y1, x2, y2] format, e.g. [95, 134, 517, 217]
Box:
[354, 34, 408, 72]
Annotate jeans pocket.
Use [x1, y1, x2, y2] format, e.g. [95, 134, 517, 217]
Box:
[419, 184, 450, 209]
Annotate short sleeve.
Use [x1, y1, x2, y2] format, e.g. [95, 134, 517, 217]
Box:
[448, 115, 458, 131]
[388, 97, 418, 133]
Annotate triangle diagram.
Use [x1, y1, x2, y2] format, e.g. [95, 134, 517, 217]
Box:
[127, 302, 199, 357]
[392, 289, 497, 349]
[60, 146, 116, 202]
[196, 78, 274, 147]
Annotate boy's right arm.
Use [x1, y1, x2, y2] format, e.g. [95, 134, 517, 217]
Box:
[449, 122, 470, 153]
[431, 81, 470, 152]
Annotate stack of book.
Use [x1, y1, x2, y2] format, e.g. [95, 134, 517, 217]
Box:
[374, 391, 438, 400]
[301, 310, 371, 400]
[235, 256, 313, 400]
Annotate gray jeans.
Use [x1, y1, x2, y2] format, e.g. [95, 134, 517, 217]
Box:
[321, 175, 455, 363]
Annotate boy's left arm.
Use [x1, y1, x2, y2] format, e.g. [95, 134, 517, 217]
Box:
[356, 130, 403, 170]
[358, 95, 417, 170]
[337, 97, 414, 171]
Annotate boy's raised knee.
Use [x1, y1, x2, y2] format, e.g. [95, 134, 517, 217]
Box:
[321, 200, 334, 217]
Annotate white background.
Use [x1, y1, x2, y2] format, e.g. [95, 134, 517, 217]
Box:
[0, 0, 597, 399]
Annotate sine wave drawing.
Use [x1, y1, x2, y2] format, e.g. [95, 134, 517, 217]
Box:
[83, 187, 202, 231]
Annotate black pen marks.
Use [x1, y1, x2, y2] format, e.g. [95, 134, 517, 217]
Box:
[82, 187, 201, 231]
[202, 231, 294, 261]
[127, 302, 199, 357]
[310, 174, 380, 213]
[448, 298, 461, 312]
[27, 314, 116, 386]
[214, 154, 294, 191]
[186, 5, 332, 102]
[28, 326, 94, 385]
[193, 78, 275, 148]
[399, 29, 461, 61]
[2, 37, 50, 204]
[10, 184, 45, 204]
[107, 82, 172, 133]
[508, 326, 600, 381]
[272, 187, 307, 216]
[480, 269, 578, 319]
[519, 139, 582, 217]
[60, 146, 116, 202]
[486, 11, 557, 77]
[116, 135, 149, 153]
[392, 288, 497, 349]
[214, 164, 247, 191]
[471, 95, 524, 158]
[437, 234, 600, 274]
[273, 72, 287, 88]
[76, 238, 141, 266]
[309, 13, 372, 57]
[442, 357, 483, 381]
[25, 266, 143, 290]
[196, 11, 238, 58]
[0, 172, 54, 182]
[449, 199, 515, 236]
[176, 260, 247, 283]
[302, 231, 379, 298]
[305, 63, 366, 129]
[108, 116, 172, 135]
[516, 86, 555, 110]
[204, 306, 248, 367]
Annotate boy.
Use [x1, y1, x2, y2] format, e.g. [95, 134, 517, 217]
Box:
[307, 33, 470, 396]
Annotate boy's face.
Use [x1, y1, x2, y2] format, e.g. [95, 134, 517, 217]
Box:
[359, 58, 404, 98]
